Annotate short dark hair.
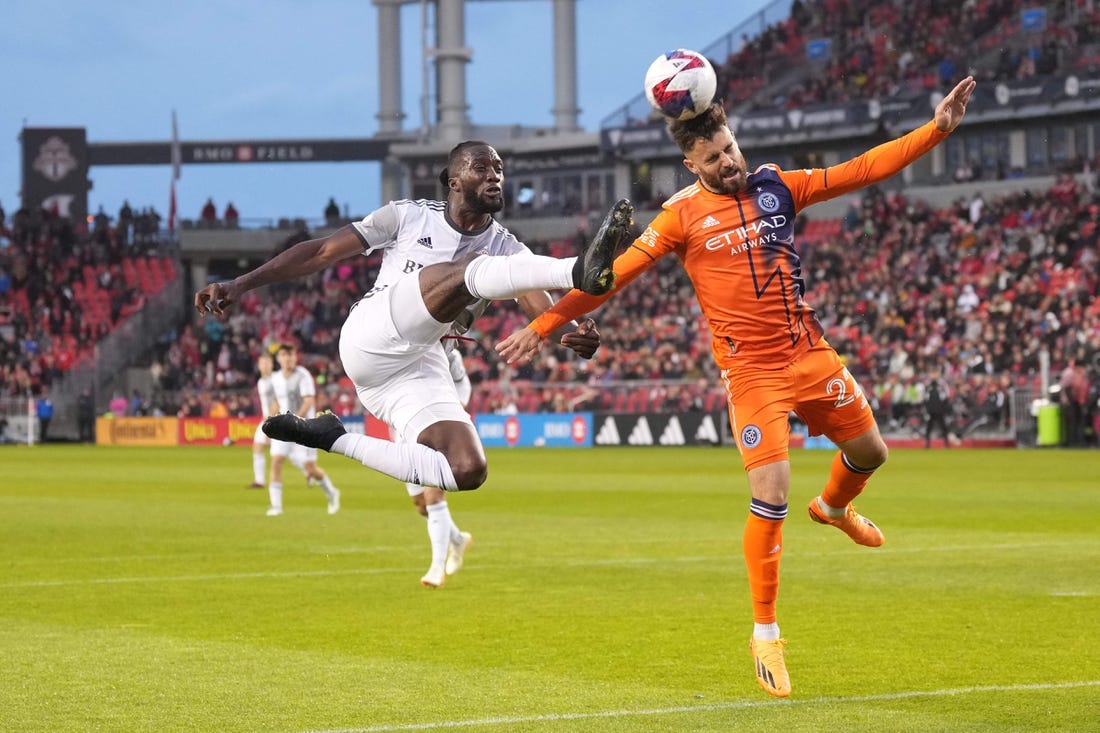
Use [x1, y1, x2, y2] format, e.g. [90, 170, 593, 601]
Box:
[438, 140, 493, 187]
[667, 103, 728, 155]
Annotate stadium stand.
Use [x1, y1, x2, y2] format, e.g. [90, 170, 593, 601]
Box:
[143, 174, 1098, 447]
[712, 0, 1099, 113]
[0, 202, 182, 437]
[10, 1, 1099, 450]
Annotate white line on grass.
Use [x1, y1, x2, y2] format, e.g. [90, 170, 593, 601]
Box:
[297, 680, 1100, 733]
[5, 540, 1098, 589]
[0, 567, 415, 588]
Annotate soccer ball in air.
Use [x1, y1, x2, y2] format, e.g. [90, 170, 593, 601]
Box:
[644, 48, 717, 121]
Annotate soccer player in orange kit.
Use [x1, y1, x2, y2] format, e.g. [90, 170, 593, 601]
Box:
[497, 76, 976, 698]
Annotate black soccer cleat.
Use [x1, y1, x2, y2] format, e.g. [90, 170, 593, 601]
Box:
[262, 411, 347, 452]
[572, 198, 633, 295]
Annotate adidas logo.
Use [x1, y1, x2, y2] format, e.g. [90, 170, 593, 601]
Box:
[595, 417, 621, 445]
[658, 416, 685, 445]
[701, 215, 720, 229]
[627, 417, 653, 446]
[417, 236, 433, 248]
[695, 415, 720, 444]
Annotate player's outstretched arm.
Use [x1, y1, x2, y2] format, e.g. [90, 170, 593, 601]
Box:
[496, 327, 544, 365]
[935, 76, 976, 132]
[516, 292, 601, 360]
[194, 225, 363, 317]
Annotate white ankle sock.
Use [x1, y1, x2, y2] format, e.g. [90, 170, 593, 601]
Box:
[463, 254, 576, 299]
[330, 433, 458, 490]
[268, 483, 283, 511]
[754, 622, 780, 641]
[817, 497, 846, 519]
[426, 501, 453, 569]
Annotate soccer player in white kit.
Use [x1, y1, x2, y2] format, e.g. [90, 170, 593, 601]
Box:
[250, 348, 318, 491]
[195, 140, 631, 515]
[265, 343, 341, 516]
[249, 351, 276, 488]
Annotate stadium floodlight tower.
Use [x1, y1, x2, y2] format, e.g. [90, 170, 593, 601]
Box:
[371, 0, 582, 201]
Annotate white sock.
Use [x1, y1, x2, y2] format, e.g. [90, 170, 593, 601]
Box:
[754, 622, 780, 641]
[449, 519, 463, 546]
[319, 474, 338, 499]
[463, 253, 576, 299]
[252, 453, 266, 485]
[330, 433, 458, 490]
[426, 502, 453, 570]
[268, 482, 283, 511]
[816, 497, 846, 519]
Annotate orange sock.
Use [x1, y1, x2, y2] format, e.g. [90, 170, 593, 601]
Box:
[743, 507, 784, 624]
[820, 451, 875, 509]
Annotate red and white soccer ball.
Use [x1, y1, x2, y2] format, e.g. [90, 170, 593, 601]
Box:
[644, 48, 717, 121]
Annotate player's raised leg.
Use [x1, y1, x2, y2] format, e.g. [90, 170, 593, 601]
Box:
[807, 426, 888, 547]
[263, 411, 469, 490]
[456, 198, 632, 301]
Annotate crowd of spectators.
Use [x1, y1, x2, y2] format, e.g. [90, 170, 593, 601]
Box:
[158, 175, 1099, 445]
[0, 201, 175, 400]
[711, 0, 1100, 113]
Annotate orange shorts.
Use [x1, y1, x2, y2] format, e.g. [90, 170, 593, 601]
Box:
[722, 341, 876, 471]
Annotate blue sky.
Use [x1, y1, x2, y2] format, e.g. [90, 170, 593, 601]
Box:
[3, 0, 775, 225]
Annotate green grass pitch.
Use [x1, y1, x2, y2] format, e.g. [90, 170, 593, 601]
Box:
[2, 444, 1098, 732]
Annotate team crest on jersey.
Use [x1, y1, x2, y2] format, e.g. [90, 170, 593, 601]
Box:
[740, 424, 762, 448]
[757, 191, 780, 213]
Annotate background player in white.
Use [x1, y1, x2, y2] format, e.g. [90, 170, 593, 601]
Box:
[249, 351, 276, 489]
[196, 140, 627, 498]
[250, 347, 318, 490]
[408, 344, 474, 588]
[266, 343, 341, 516]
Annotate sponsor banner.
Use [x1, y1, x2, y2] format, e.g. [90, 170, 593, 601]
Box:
[473, 412, 592, 448]
[87, 138, 391, 167]
[227, 417, 262, 445]
[592, 412, 727, 447]
[96, 417, 179, 446]
[179, 417, 261, 446]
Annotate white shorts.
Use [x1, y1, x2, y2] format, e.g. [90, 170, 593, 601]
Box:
[253, 423, 268, 445]
[270, 438, 317, 464]
[339, 275, 472, 443]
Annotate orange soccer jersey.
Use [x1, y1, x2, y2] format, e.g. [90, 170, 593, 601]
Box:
[529, 119, 949, 373]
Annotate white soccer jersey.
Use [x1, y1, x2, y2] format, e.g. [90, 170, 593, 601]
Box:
[270, 366, 317, 418]
[256, 375, 275, 418]
[352, 199, 530, 334]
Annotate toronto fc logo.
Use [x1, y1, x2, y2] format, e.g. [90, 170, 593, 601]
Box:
[33, 136, 78, 182]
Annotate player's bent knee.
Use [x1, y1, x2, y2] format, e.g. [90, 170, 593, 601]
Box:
[449, 456, 488, 491]
[854, 442, 888, 471]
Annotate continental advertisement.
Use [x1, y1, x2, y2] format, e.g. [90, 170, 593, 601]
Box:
[96, 416, 180, 446]
[92, 416, 387, 446]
